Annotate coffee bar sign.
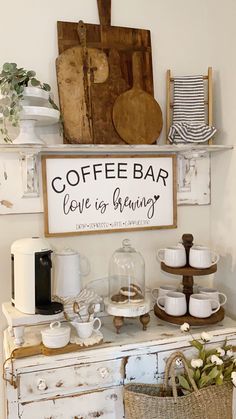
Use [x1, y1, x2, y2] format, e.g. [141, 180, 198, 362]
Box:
[42, 155, 177, 236]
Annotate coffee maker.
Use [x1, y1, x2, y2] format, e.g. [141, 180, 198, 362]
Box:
[11, 237, 63, 315]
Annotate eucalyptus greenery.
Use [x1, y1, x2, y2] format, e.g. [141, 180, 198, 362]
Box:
[0, 62, 60, 143]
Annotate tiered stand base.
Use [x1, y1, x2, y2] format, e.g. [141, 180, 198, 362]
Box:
[154, 304, 225, 326]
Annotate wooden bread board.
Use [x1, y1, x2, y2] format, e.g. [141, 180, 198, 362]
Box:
[57, 1, 155, 144]
[11, 339, 103, 359]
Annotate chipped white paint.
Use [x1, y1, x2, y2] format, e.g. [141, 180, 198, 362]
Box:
[19, 359, 124, 402]
[177, 152, 210, 205]
[3, 313, 236, 418]
[0, 153, 43, 214]
[124, 353, 157, 384]
[18, 386, 124, 419]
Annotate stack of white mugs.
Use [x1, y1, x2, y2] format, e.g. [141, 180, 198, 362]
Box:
[153, 244, 226, 318]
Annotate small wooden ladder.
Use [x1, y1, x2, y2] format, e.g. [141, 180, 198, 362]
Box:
[166, 67, 213, 144]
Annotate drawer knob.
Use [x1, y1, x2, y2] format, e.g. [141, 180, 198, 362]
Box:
[98, 367, 110, 378]
[37, 378, 48, 391]
[175, 358, 183, 368]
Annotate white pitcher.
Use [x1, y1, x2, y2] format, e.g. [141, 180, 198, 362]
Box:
[53, 248, 90, 299]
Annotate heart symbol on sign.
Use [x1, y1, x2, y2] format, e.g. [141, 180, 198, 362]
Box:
[154, 195, 160, 201]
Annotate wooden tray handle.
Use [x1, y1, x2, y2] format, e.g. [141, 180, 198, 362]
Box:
[97, 0, 111, 26]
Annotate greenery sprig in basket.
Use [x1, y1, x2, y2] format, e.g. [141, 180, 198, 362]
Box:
[178, 322, 236, 392]
[0, 62, 60, 143]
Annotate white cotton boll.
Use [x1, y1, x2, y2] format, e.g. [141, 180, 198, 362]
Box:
[200, 332, 212, 342]
[216, 347, 225, 357]
[191, 358, 203, 369]
[180, 322, 190, 332]
[227, 349, 233, 357]
[211, 355, 223, 365]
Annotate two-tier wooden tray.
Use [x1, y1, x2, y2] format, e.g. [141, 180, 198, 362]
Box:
[154, 234, 224, 326]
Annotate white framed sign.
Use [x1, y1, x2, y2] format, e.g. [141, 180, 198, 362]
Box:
[42, 154, 177, 236]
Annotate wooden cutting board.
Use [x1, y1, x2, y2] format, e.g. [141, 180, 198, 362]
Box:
[56, 22, 109, 144]
[112, 51, 163, 144]
[91, 48, 129, 144]
[57, 0, 155, 144]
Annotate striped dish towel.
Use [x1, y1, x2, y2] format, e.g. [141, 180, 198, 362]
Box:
[168, 75, 217, 143]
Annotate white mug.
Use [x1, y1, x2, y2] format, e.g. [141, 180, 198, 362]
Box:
[157, 291, 187, 316]
[199, 287, 227, 308]
[189, 246, 219, 269]
[152, 285, 178, 300]
[156, 246, 186, 268]
[53, 248, 90, 298]
[189, 294, 220, 318]
[71, 317, 101, 339]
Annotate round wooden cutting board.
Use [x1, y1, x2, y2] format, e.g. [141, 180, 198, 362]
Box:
[112, 51, 163, 144]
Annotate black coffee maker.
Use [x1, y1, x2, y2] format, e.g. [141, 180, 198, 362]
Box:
[11, 237, 63, 315]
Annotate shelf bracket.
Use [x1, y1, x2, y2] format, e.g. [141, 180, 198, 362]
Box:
[19, 152, 39, 198]
[177, 151, 211, 205]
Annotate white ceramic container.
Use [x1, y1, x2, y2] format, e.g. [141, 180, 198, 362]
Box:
[156, 291, 187, 316]
[41, 321, 71, 348]
[189, 246, 220, 269]
[54, 248, 90, 299]
[189, 294, 220, 318]
[71, 318, 101, 340]
[156, 246, 186, 267]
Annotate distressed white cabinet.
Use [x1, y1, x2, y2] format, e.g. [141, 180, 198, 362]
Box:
[3, 314, 236, 419]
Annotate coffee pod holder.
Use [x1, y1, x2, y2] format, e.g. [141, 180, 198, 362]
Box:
[154, 234, 225, 326]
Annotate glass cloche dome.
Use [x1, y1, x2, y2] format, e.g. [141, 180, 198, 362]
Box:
[108, 239, 145, 305]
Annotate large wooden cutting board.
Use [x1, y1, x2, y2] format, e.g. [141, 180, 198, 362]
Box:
[57, 0, 155, 144]
[56, 44, 109, 144]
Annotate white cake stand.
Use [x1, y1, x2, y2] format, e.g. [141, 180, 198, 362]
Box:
[14, 106, 60, 144]
[104, 297, 151, 334]
[13, 87, 60, 145]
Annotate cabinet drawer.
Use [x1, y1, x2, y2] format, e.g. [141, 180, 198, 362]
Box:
[18, 358, 124, 402]
[18, 386, 124, 419]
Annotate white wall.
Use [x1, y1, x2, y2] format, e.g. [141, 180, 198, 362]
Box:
[0, 0, 235, 416]
[205, 0, 236, 317]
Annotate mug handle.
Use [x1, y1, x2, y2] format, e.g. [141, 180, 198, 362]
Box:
[79, 254, 90, 276]
[210, 299, 220, 313]
[93, 317, 101, 332]
[218, 292, 227, 305]
[211, 251, 220, 265]
[156, 249, 165, 262]
[151, 288, 159, 300]
[156, 296, 165, 311]
[50, 321, 61, 329]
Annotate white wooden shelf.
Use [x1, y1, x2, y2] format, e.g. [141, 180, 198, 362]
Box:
[0, 143, 233, 155]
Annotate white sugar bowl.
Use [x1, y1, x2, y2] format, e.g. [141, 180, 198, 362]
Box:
[41, 321, 71, 348]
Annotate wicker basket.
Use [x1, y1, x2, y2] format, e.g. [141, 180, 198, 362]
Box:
[124, 351, 233, 419]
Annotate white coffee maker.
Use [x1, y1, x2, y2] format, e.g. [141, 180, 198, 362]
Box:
[11, 237, 63, 315]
